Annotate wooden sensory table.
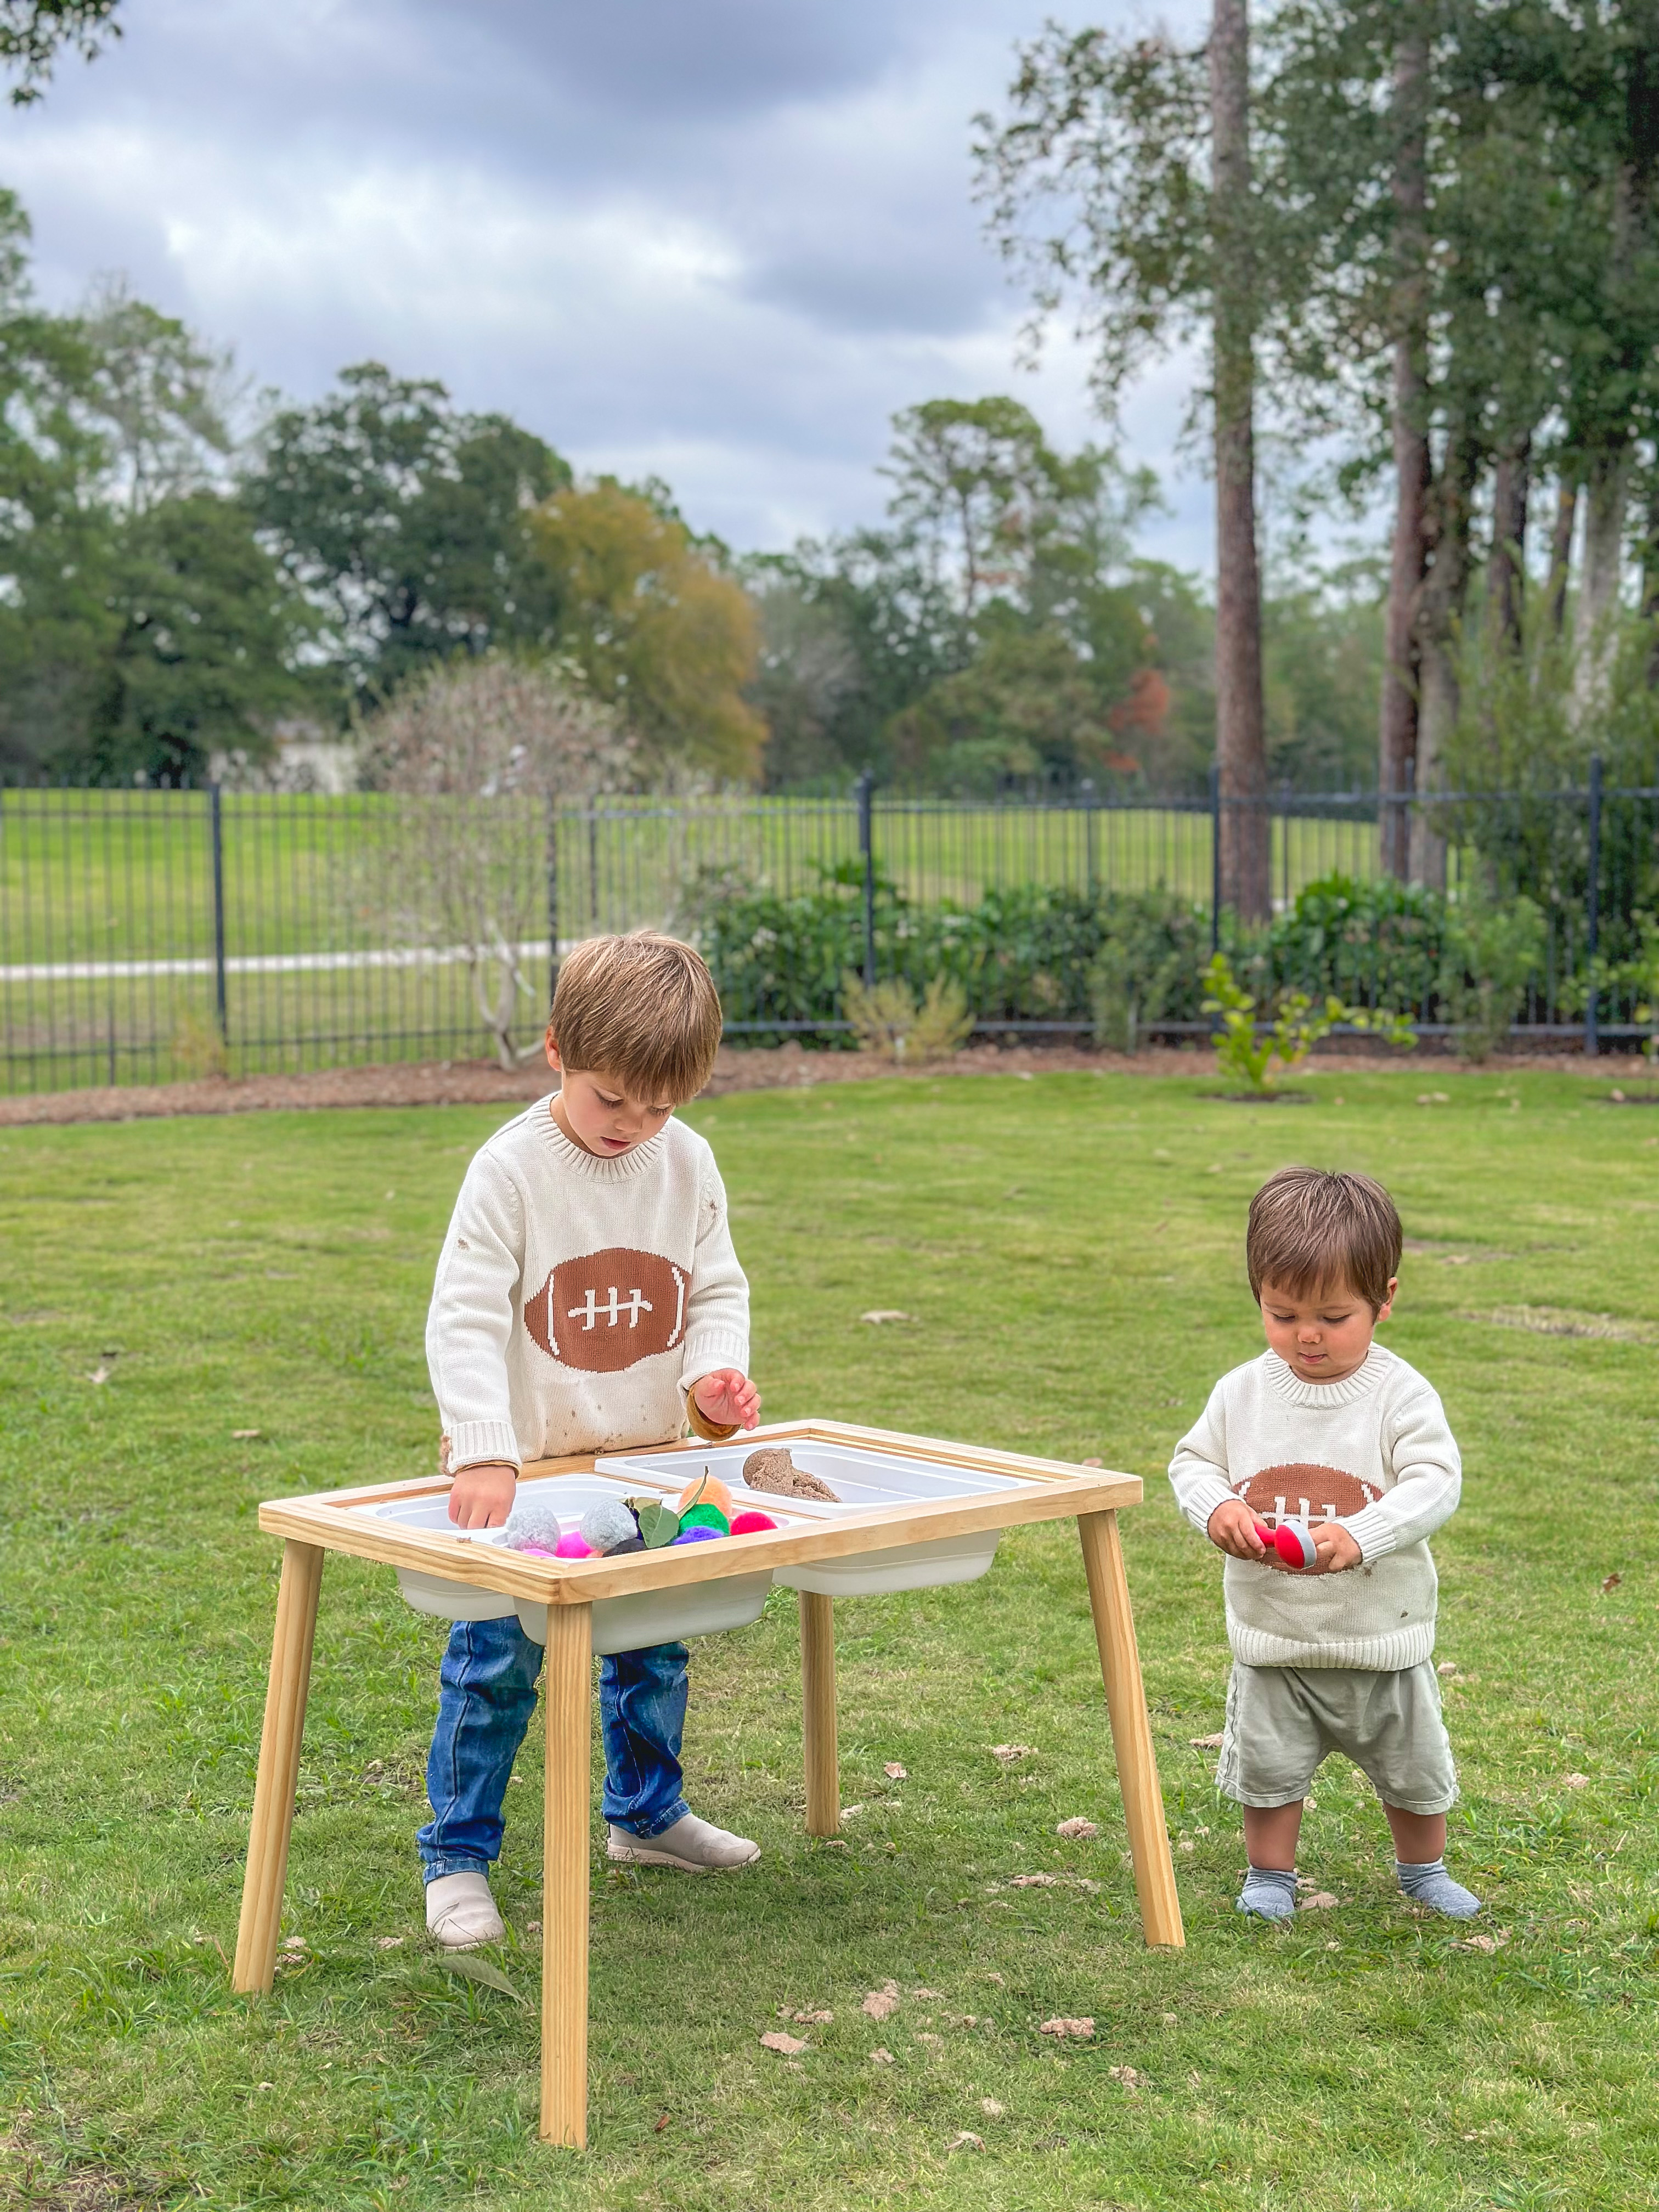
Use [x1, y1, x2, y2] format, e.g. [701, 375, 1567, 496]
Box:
[230, 1419, 1184, 2150]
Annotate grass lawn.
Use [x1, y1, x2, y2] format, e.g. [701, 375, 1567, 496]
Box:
[1, 1066, 1655, 2210]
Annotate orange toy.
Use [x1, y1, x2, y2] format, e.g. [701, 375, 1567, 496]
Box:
[676, 1469, 733, 1517]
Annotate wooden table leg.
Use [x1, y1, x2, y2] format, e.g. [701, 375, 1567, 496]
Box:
[1077, 1510, 1185, 1950]
[540, 1601, 592, 2149]
[799, 1592, 839, 1836]
[232, 1539, 324, 1993]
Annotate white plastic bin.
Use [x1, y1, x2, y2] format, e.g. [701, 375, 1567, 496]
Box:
[594, 1441, 1034, 1596]
[368, 1475, 776, 1656]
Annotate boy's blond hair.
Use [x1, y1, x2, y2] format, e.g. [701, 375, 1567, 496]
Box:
[548, 930, 722, 1104]
[1246, 1165, 1402, 1313]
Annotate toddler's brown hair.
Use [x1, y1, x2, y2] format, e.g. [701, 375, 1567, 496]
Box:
[1246, 1165, 1402, 1314]
[548, 930, 722, 1105]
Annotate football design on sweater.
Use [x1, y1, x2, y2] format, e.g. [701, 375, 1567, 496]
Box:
[524, 1246, 687, 1373]
[1229, 1462, 1380, 1521]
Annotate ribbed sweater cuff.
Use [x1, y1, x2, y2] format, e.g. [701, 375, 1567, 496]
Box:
[1180, 1474, 1237, 1539]
[679, 1334, 750, 1398]
[446, 1420, 522, 1472]
[1344, 1502, 1399, 1562]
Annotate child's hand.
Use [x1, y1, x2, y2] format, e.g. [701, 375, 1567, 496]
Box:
[692, 1369, 761, 1431]
[448, 1461, 517, 1529]
[1206, 1498, 1269, 1560]
[1306, 1522, 1362, 1574]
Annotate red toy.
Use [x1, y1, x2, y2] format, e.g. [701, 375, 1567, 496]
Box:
[1254, 1518, 1318, 1570]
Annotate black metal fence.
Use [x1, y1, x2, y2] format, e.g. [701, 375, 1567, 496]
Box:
[1, 769, 1653, 1092]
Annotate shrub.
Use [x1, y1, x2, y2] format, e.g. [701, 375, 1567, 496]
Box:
[1265, 873, 1448, 1013]
[677, 868, 1208, 1040]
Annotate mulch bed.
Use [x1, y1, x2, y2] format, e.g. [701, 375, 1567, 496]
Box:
[0, 1039, 1632, 1130]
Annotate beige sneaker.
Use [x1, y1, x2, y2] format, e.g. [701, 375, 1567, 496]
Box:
[425, 1871, 506, 1950]
[607, 1813, 760, 1872]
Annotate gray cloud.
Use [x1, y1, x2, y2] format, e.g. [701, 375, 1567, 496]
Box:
[1, 0, 1215, 562]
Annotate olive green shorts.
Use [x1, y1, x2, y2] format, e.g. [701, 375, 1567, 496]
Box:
[1216, 1658, 1459, 1814]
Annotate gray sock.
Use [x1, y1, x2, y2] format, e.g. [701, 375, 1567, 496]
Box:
[1236, 1865, 1298, 1920]
[1396, 1857, 1481, 1919]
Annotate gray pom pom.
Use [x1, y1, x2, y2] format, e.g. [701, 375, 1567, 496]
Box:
[579, 1498, 640, 1555]
[503, 1497, 566, 1552]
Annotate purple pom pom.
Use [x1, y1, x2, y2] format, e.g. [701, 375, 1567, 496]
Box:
[670, 1525, 720, 1545]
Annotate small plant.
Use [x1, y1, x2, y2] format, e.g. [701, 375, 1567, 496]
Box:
[1203, 953, 1277, 1093]
[841, 972, 974, 1063]
[1203, 953, 1417, 1095]
[1440, 891, 1545, 1062]
[170, 1003, 228, 1080]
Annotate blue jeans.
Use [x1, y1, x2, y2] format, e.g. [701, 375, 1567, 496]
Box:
[417, 1615, 691, 1881]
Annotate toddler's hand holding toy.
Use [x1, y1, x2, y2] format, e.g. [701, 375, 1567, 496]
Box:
[1206, 1498, 1362, 1575]
[692, 1369, 761, 1432]
[448, 1461, 517, 1530]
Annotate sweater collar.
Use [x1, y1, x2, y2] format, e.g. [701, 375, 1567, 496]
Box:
[1263, 1342, 1389, 1408]
[535, 1094, 671, 1182]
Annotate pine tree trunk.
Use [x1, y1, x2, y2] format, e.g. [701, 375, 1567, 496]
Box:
[1487, 436, 1530, 651]
[1547, 479, 1578, 636]
[1209, 0, 1269, 923]
[1572, 442, 1630, 726]
[1413, 426, 1481, 888]
[1379, 21, 1431, 879]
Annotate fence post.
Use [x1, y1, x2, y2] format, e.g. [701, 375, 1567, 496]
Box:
[1080, 776, 1098, 901]
[1584, 752, 1602, 1058]
[1209, 763, 1222, 955]
[209, 781, 229, 1051]
[856, 770, 876, 988]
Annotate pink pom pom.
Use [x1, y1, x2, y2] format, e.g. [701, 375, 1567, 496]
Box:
[554, 1532, 594, 1559]
[730, 1510, 777, 1535]
[518, 1542, 558, 1558]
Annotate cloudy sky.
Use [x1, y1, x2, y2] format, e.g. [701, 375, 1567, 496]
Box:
[1, 0, 1216, 563]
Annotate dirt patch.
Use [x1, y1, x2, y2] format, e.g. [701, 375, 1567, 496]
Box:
[0, 1038, 1629, 1129]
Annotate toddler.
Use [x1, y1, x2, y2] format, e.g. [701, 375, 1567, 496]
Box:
[419, 931, 761, 1949]
[1169, 1165, 1479, 1921]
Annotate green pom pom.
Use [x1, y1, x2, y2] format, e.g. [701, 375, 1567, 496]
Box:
[679, 1503, 730, 1536]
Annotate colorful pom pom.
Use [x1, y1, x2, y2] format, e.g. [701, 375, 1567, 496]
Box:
[670, 1525, 720, 1545]
[554, 1531, 594, 1559]
[729, 1510, 777, 1535]
[517, 1541, 558, 1558]
[603, 1534, 646, 1556]
[680, 1503, 731, 1536]
[578, 1498, 640, 1554]
[676, 1470, 734, 1517]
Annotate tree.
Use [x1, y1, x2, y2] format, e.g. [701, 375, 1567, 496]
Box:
[977, 22, 1280, 909]
[361, 656, 633, 1067]
[1, 0, 119, 104]
[79, 274, 238, 512]
[529, 478, 765, 783]
[75, 492, 318, 785]
[1209, 0, 1271, 920]
[247, 363, 569, 707]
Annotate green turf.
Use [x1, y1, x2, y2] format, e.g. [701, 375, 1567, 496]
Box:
[2, 1066, 1655, 2210]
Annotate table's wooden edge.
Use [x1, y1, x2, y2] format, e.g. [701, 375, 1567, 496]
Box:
[274, 1420, 1116, 1513]
[255, 1418, 1146, 1602]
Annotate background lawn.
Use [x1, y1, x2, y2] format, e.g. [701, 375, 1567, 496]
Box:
[1, 1066, 1656, 2211]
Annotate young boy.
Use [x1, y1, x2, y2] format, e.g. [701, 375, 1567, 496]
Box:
[419, 930, 761, 1950]
[1169, 1165, 1480, 1922]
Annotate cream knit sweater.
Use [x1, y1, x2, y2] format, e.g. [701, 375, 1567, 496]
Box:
[1168, 1344, 1460, 1671]
[426, 1098, 749, 1471]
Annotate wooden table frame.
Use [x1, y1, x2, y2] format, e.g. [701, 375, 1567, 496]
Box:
[230, 1420, 1183, 2149]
